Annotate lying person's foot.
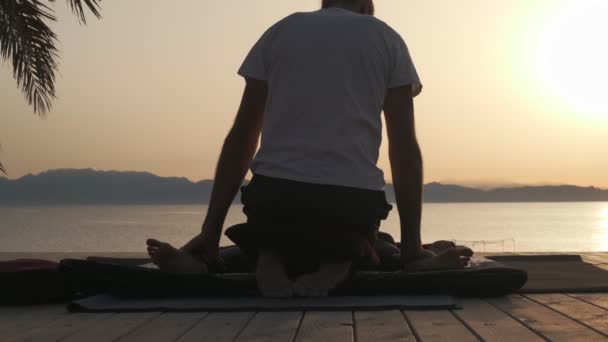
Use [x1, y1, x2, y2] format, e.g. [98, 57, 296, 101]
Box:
[424, 240, 457, 254]
[256, 249, 294, 298]
[146, 239, 208, 274]
[403, 246, 474, 272]
[293, 260, 352, 297]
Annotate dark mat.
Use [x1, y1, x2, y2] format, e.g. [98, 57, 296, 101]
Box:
[69, 294, 460, 312]
[486, 255, 608, 293]
[87, 256, 151, 267]
[60, 257, 527, 299]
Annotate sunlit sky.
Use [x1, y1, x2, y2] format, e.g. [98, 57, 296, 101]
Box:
[1, 0, 607, 187]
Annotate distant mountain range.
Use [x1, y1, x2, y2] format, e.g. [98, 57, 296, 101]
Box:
[1, 169, 608, 204]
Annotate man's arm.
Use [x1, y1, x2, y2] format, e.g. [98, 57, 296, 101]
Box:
[383, 85, 425, 264]
[190, 78, 267, 259]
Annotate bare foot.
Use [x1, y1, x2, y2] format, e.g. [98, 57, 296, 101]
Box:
[293, 260, 352, 297]
[256, 250, 293, 298]
[424, 240, 456, 254]
[146, 239, 208, 274]
[403, 246, 474, 272]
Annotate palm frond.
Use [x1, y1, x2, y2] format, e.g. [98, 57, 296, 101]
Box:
[0, 144, 5, 175]
[63, 0, 101, 24]
[0, 0, 58, 115]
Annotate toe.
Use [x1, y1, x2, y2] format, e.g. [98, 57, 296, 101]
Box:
[448, 246, 474, 257]
[438, 240, 456, 248]
[155, 242, 178, 257]
[147, 239, 175, 251]
[146, 239, 163, 247]
[458, 246, 474, 256]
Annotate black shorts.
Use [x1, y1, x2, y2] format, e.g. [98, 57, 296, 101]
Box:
[225, 174, 392, 277]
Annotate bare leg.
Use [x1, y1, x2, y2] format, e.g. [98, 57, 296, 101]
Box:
[146, 239, 208, 274]
[293, 259, 352, 297]
[256, 249, 294, 298]
[403, 246, 474, 272]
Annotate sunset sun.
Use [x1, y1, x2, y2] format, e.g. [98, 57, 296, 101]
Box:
[533, 0, 608, 119]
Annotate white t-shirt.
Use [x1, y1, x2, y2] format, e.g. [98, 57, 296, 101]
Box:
[238, 7, 422, 191]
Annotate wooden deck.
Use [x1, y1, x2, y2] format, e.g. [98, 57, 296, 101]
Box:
[2, 253, 608, 341]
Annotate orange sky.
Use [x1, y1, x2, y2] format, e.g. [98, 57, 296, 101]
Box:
[1, 0, 607, 187]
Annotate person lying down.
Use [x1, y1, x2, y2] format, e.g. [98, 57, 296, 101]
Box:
[146, 0, 473, 297]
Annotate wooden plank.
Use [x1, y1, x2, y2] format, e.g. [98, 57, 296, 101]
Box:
[570, 293, 608, 310]
[586, 253, 608, 264]
[62, 312, 161, 342]
[235, 312, 302, 342]
[354, 310, 415, 342]
[581, 256, 603, 265]
[454, 299, 543, 341]
[176, 312, 254, 342]
[0, 305, 64, 329]
[490, 295, 605, 341]
[581, 254, 608, 264]
[527, 294, 608, 335]
[295, 311, 353, 342]
[118, 312, 206, 342]
[404, 310, 478, 342]
[0, 306, 54, 320]
[594, 264, 608, 272]
[0, 305, 68, 341]
[9, 313, 112, 342]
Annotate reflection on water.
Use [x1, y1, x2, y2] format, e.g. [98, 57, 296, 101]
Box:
[602, 208, 608, 221]
[1, 202, 608, 253]
[600, 207, 608, 250]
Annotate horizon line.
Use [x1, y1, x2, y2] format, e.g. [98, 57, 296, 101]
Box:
[1, 167, 607, 191]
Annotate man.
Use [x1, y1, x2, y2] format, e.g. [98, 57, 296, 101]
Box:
[147, 0, 473, 297]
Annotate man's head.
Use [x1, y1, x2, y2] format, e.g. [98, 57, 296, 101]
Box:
[322, 0, 375, 16]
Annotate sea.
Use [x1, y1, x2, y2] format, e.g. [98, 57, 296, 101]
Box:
[1, 202, 608, 253]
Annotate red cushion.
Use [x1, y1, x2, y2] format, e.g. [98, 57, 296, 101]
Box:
[0, 259, 59, 272]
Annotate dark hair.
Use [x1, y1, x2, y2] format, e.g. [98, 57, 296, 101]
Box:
[321, 0, 358, 8]
[322, 0, 374, 15]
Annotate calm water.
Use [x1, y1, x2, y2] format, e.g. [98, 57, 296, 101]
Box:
[1, 202, 608, 253]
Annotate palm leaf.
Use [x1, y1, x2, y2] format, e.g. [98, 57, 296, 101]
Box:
[0, 0, 58, 115]
[62, 0, 101, 24]
[0, 0, 101, 173]
[0, 144, 5, 175]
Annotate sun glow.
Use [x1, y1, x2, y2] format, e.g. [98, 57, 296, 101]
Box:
[601, 207, 608, 231]
[602, 208, 608, 220]
[533, 0, 608, 119]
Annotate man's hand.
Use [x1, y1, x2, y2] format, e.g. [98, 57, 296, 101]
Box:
[401, 246, 435, 267]
[180, 231, 221, 264]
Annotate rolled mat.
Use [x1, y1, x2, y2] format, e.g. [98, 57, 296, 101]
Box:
[59, 257, 527, 299]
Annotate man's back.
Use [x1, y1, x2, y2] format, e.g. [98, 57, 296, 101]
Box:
[239, 7, 421, 191]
